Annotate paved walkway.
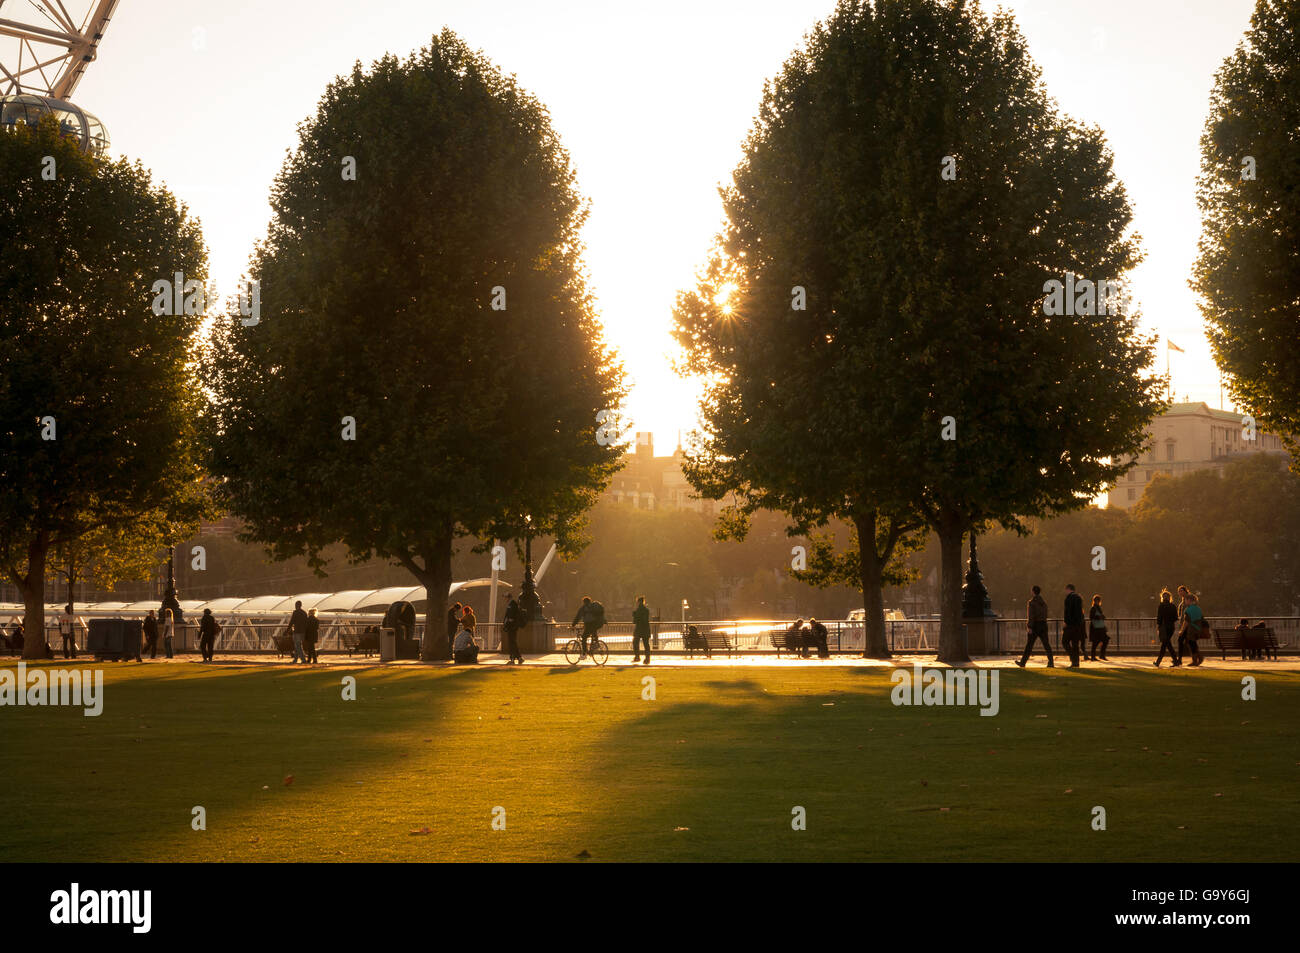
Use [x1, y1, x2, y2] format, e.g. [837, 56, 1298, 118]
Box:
[44, 652, 1298, 670]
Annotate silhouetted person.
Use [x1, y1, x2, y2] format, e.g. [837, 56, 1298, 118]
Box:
[304, 609, 320, 663]
[1016, 585, 1054, 667]
[58, 605, 76, 659]
[143, 610, 159, 659]
[631, 596, 651, 664]
[9, 623, 23, 653]
[446, 602, 462, 656]
[1174, 584, 1192, 663]
[199, 608, 220, 662]
[572, 596, 605, 656]
[287, 600, 308, 663]
[784, 618, 805, 658]
[1063, 584, 1085, 667]
[1155, 589, 1178, 666]
[503, 597, 525, 665]
[162, 608, 175, 659]
[808, 618, 830, 658]
[1087, 594, 1109, 661]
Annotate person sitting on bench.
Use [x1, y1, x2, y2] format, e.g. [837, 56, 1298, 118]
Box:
[452, 624, 479, 664]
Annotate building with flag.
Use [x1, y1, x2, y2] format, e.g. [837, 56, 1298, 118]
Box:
[1107, 402, 1289, 508]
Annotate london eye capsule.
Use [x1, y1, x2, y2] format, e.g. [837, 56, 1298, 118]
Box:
[0, 93, 110, 155]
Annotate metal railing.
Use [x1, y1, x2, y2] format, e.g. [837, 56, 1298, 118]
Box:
[4, 617, 1294, 657]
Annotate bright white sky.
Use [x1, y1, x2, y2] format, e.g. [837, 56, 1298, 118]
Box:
[60, 0, 1257, 451]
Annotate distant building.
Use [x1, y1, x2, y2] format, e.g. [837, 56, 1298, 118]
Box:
[199, 514, 242, 538]
[605, 433, 717, 517]
[1108, 402, 1288, 509]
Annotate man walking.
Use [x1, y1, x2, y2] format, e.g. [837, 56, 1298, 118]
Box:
[288, 600, 308, 664]
[502, 596, 525, 665]
[59, 605, 76, 659]
[1063, 584, 1085, 668]
[1155, 588, 1179, 667]
[1016, 585, 1054, 667]
[199, 608, 220, 663]
[631, 596, 651, 664]
[1174, 585, 1191, 664]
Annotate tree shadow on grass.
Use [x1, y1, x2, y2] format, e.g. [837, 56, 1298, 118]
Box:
[0, 664, 485, 861]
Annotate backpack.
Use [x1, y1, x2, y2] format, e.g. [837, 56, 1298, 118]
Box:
[588, 601, 606, 630]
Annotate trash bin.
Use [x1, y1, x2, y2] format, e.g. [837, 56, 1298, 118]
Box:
[379, 626, 397, 662]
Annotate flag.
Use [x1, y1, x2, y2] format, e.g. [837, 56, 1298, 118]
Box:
[1168, 340, 1185, 353]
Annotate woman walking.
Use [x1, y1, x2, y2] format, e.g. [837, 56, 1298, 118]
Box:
[1155, 589, 1179, 666]
[1180, 593, 1208, 667]
[1087, 595, 1109, 661]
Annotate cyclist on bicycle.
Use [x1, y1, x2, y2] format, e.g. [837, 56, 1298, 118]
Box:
[571, 596, 606, 656]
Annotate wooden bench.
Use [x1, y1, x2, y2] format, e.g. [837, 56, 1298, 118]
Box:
[682, 628, 732, 658]
[771, 626, 830, 658]
[341, 630, 379, 657]
[1212, 627, 1278, 661]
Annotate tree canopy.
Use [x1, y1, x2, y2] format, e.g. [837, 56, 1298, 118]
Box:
[1194, 0, 1300, 465]
[673, 0, 1166, 662]
[202, 29, 625, 659]
[0, 118, 211, 656]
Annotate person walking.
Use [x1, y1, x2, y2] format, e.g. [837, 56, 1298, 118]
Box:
[199, 608, 220, 663]
[1063, 584, 1085, 667]
[304, 609, 320, 664]
[1016, 585, 1054, 667]
[1087, 595, 1110, 661]
[631, 596, 652, 664]
[143, 609, 159, 659]
[1155, 589, 1179, 666]
[502, 597, 525, 665]
[1174, 585, 1192, 664]
[58, 605, 76, 659]
[1180, 592, 1208, 667]
[162, 608, 175, 659]
[287, 600, 308, 663]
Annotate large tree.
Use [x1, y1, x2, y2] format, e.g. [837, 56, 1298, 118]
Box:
[674, 0, 1166, 663]
[202, 30, 624, 660]
[0, 118, 211, 657]
[1194, 0, 1300, 465]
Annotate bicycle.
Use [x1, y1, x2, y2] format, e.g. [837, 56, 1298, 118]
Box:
[564, 625, 608, 666]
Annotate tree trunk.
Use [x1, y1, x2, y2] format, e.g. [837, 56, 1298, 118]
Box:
[935, 511, 970, 665]
[852, 510, 891, 659]
[21, 535, 48, 660]
[418, 522, 454, 662]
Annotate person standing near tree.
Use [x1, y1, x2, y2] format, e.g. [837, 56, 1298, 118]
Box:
[1016, 585, 1054, 668]
[502, 596, 525, 665]
[58, 605, 76, 659]
[1155, 589, 1179, 667]
[162, 608, 175, 659]
[1087, 594, 1110, 661]
[1063, 584, 1085, 668]
[631, 596, 652, 665]
[1175, 585, 1192, 664]
[446, 602, 462, 657]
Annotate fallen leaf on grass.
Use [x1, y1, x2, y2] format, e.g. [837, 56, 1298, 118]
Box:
[1064, 789, 1073, 794]
[674, 827, 689, 832]
[283, 775, 294, 786]
[1035, 714, 1048, 719]
[939, 807, 950, 812]
[409, 827, 432, 836]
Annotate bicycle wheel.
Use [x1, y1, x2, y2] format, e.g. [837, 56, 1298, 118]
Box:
[589, 639, 609, 666]
[564, 639, 583, 666]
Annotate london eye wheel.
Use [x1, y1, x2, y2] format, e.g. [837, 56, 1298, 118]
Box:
[0, 0, 121, 155]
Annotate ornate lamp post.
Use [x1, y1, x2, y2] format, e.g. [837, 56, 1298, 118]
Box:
[517, 515, 543, 652]
[961, 531, 996, 655]
[160, 544, 183, 626]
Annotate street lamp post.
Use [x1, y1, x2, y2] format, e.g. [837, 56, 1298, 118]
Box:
[160, 544, 183, 629]
[518, 517, 543, 653]
[961, 531, 996, 654]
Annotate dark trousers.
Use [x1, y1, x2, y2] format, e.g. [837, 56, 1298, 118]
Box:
[582, 627, 600, 654]
[304, 640, 317, 663]
[1063, 623, 1084, 665]
[454, 646, 479, 664]
[61, 634, 76, 659]
[1156, 629, 1176, 664]
[200, 636, 214, 661]
[1020, 622, 1053, 665]
[505, 628, 523, 662]
[632, 632, 651, 661]
[1175, 634, 1188, 663]
[1089, 629, 1109, 659]
[144, 634, 158, 658]
[164, 636, 173, 659]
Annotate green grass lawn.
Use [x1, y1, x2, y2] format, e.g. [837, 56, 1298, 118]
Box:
[1, 661, 1296, 862]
